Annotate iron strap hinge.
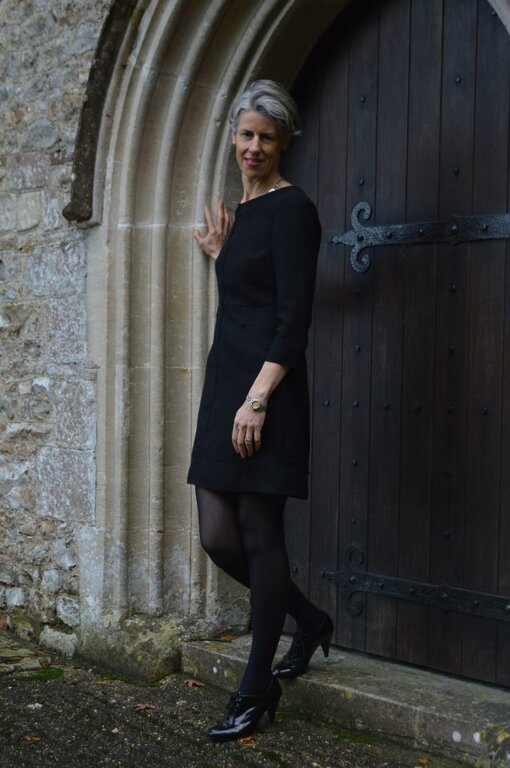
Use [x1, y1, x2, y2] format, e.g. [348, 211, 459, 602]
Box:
[329, 201, 510, 273]
[324, 545, 510, 622]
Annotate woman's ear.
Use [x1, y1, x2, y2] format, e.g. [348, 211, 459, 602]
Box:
[232, 131, 236, 145]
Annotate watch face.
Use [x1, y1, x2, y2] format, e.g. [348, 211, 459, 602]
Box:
[252, 400, 261, 410]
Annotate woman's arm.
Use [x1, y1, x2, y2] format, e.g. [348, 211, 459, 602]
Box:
[232, 194, 321, 460]
[231, 361, 289, 459]
[265, 195, 322, 367]
[193, 201, 233, 259]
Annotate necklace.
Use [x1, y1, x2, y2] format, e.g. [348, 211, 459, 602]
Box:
[267, 177, 284, 193]
[242, 178, 286, 204]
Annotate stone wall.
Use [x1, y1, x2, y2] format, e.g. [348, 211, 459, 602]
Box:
[0, 0, 112, 651]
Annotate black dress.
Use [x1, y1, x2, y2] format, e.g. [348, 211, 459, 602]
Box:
[187, 186, 321, 499]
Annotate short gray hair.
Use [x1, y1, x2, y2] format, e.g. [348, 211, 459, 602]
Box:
[229, 80, 301, 142]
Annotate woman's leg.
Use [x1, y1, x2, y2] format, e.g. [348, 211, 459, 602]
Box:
[196, 486, 326, 635]
[236, 492, 289, 694]
[195, 486, 249, 585]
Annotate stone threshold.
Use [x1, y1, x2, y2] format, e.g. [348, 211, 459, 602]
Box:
[182, 633, 510, 767]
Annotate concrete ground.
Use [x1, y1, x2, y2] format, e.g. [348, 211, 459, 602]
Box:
[0, 628, 468, 768]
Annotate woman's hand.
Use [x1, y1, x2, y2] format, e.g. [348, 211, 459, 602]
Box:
[193, 201, 233, 260]
[232, 402, 266, 459]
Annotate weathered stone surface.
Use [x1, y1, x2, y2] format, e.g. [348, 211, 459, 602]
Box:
[41, 189, 65, 230]
[39, 624, 77, 657]
[53, 538, 77, 571]
[36, 447, 95, 521]
[6, 153, 51, 191]
[0, 561, 15, 585]
[0, 462, 31, 510]
[28, 543, 48, 562]
[6, 587, 25, 608]
[24, 120, 58, 151]
[41, 568, 61, 594]
[52, 378, 95, 449]
[0, 195, 16, 232]
[16, 191, 42, 231]
[45, 297, 87, 364]
[25, 240, 85, 298]
[0, 0, 111, 648]
[56, 595, 80, 627]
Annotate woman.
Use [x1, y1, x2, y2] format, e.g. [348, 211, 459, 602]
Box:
[188, 80, 333, 741]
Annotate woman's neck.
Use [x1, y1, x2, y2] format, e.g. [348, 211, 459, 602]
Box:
[241, 174, 289, 202]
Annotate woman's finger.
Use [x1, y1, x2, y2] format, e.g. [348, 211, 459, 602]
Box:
[204, 204, 215, 232]
[232, 420, 247, 458]
[217, 201, 225, 226]
[237, 429, 248, 459]
[243, 429, 255, 458]
[253, 426, 262, 452]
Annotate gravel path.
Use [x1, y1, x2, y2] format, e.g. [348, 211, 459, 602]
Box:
[0, 657, 465, 768]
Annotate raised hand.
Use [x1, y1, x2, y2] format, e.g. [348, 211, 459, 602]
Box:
[193, 201, 233, 260]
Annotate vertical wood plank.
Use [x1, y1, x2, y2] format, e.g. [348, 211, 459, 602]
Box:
[308, 24, 350, 633]
[428, 0, 478, 676]
[396, 0, 443, 667]
[336, 0, 380, 652]
[460, 0, 509, 684]
[364, 0, 410, 659]
[493, 1, 510, 689]
[498, 235, 510, 686]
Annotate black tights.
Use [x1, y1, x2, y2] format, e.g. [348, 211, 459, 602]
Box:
[196, 486, 325, 694]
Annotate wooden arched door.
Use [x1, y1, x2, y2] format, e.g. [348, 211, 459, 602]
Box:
[284, 0, 510, 686]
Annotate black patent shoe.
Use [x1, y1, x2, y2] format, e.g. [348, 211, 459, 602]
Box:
[272, 614, 334, 679]
[207, 678, 282, 742]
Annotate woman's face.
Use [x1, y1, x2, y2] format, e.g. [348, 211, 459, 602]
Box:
[232, 110, 288, 184]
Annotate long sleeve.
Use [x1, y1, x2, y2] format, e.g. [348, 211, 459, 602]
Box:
[265, 194, 322, 368]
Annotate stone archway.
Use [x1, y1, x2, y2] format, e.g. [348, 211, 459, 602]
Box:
[71, 0, 352, 675]
[69, 0, 510, 677]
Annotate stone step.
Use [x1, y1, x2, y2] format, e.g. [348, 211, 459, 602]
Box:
[182, 633, 510, 767]
[0, 632, 53, 675]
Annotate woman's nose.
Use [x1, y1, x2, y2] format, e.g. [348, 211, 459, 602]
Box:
[249, 135, 261, 151]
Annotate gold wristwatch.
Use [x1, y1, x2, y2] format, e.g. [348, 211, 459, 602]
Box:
[246, 395, 267, 412]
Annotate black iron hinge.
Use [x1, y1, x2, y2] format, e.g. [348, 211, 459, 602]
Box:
[330, 201, 510, 273]
[324, 544, 510, 622]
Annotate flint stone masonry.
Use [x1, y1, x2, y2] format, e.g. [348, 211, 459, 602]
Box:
[56, 595, 80, 627]
[0, 0, 112, 640]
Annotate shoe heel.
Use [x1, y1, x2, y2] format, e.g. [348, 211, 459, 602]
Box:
[321, 633, 332, 658]
[266, 687, 281, 723]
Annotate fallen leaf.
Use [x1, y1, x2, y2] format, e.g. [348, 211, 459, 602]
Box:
[218, 633, 238, 642]
[89, 679, 111, 686]
[239, 735, 256, 746]
[182, 678, 205, 688]
[133, 703, 157, 711]
[418, 759, 430, 766]
[22, 735, 41, 743]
